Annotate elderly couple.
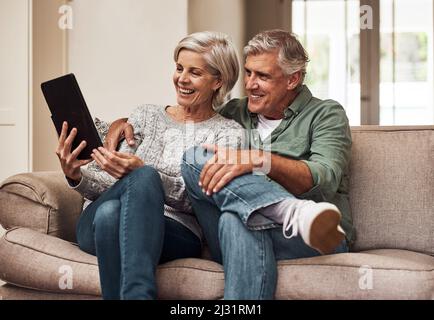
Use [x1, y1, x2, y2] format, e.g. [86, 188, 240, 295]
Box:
[56, 29, 353, 300]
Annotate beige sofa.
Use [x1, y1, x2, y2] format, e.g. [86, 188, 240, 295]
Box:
[0, 126, 433, 300]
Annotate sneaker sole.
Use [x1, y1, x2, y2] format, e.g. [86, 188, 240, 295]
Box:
[309, 209, 345, 255]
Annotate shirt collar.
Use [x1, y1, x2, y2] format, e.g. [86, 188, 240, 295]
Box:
[284, 85, 313, 118]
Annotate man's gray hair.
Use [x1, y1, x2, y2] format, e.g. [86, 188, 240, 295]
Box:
[174, 31, 240, 108]
[244, 29, 309, 86]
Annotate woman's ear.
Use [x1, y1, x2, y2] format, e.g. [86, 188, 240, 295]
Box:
[213, 78, 223, 91]
[286, 71, 301, 90]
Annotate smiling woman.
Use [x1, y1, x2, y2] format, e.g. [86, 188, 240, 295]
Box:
[171, 50, 221, 120]
[54, 31, 245, 300]
[173, 31, 240, 109]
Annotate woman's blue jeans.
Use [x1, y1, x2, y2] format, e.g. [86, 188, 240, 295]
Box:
[181, 146, 348, 300]
[76, 165, 201, 300]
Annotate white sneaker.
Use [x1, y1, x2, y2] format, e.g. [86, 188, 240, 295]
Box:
[282, 200, 346, 255]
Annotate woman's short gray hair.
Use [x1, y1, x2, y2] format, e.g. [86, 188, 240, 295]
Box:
[244, 29, 309, 86]
[174, 31, 240, 108]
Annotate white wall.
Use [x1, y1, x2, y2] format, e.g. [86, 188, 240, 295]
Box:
[68, 0, 188, 121]
[0, 0, 31, 181]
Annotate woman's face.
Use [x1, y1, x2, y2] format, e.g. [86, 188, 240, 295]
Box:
[173, 49, 221, 109]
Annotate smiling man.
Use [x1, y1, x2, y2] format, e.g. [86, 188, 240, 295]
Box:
[105, 30, 353, 300]
[180, 30, 353, 300]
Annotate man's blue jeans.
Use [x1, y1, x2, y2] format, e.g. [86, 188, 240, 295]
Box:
[181, 146, 348, 300]
[76, 166, 201, 300]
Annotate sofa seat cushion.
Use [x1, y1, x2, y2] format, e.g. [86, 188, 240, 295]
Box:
[0, 283, 101, 300]
[0, 227, 100, 296]
[275, 249, 434, 299]
[0, 227, 224, 299]
[1, 228, 433, 300]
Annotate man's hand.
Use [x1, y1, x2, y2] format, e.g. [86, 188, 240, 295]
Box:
[104, 118, 135, 151]
[91, 147, 144, 179]
[199, 144, 264, 196]
[56, 121, 92, 182]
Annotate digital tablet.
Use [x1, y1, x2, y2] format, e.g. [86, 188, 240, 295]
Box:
[41, 73, 103, 159]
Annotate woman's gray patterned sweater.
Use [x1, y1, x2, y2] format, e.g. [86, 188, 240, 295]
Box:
[70, 104, 245, 240]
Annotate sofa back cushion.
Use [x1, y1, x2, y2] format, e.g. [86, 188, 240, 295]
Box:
[349, 127, 434, 255]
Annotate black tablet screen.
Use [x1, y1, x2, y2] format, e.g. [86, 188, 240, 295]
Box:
[41, 73, 102, 160]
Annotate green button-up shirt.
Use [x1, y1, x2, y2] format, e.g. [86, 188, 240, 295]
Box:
[217, 85, 354, 243]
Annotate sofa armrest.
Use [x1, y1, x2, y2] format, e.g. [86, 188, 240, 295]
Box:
[0, 171, 84, 242]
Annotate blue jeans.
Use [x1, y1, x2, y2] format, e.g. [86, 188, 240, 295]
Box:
[181, 146, 348, 300]
[76, 166, 201, 300]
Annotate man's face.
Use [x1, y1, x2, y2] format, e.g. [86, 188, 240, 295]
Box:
[244, 50, 293, 119]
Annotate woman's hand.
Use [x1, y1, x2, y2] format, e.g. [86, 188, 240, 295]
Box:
[56, 121, 92, 182]
[91, 147, 144, 179]
[104, 118, 135, 151]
